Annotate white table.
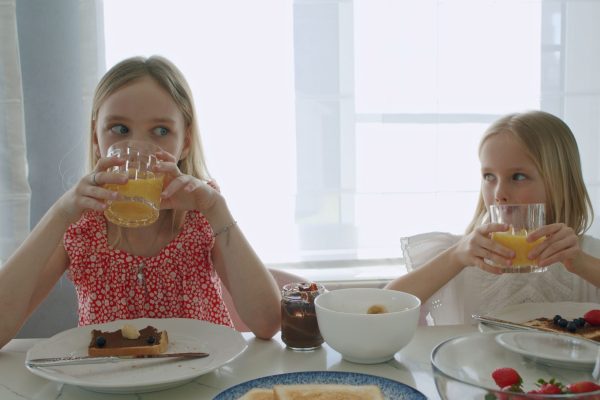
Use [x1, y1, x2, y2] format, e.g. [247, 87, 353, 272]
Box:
[0, 325, 477, 399]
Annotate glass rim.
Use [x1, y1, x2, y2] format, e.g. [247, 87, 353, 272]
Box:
[107, 139, 163, 156]
[489, 203, 545, 208]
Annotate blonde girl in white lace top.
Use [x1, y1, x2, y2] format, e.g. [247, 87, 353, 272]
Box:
[386, 110, 600, 325]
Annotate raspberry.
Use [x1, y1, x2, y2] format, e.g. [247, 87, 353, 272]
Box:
[583, 309, 600, 326]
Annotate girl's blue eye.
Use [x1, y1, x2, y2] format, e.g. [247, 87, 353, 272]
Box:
[513, 173, 526, 181]
[153, 127, 169, 136]
[110, 124, 129, 135]
[482, 173, 495, 182]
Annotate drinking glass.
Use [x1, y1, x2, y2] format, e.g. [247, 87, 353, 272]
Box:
[103, 140, 164, 228]
[281, 282, 325, 351]
[489, 203, 546, 273]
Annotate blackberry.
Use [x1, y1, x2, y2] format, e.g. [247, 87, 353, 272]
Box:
[95, 336, 106, 348]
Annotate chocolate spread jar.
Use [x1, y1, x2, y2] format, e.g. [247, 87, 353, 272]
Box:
[281, 282, 325, 351]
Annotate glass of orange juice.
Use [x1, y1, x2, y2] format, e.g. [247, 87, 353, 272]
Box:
[489, 203, 546, 273]
[103, 140, 164, 228]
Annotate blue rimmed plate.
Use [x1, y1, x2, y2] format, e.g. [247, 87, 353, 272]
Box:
[213, 371, 426, 399]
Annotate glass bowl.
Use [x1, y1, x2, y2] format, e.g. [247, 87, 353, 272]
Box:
[431, 331, 600, 399]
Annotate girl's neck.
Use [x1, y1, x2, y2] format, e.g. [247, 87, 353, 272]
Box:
[107, 211, 184, 257]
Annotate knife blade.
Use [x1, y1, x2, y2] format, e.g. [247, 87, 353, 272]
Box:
[26, 352, 209, 368]
[471, 314, 539, 331]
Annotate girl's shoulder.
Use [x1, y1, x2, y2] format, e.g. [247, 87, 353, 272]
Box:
[581, 234, 600, 256]
[401, 232, 461, 272]
[180, 210, 213, 241]
[65, 211, 105, 236]
[64, 211, 106, 252]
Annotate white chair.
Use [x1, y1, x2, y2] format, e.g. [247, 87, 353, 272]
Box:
[221, 268, 307, 332]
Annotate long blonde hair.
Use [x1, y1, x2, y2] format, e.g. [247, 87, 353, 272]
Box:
[466, 110, 593, 235]
[88, 56, 209, 247]
[88, 55, 210, 181]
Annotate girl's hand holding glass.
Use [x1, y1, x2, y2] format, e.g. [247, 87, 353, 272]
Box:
[57, 156, 127, 224]
[489, 203, 546, 273]
[453, 222, 515, 275]
[153, 150, 220, 213]
[526, 222, 582, 271]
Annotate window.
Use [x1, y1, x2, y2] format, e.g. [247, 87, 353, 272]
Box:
[103, 0, 600, 265]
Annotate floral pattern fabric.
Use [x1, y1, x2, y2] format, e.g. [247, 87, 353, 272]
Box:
[64, 210, 232, 327]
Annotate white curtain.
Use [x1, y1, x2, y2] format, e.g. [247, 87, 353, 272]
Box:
[14, 0, 104, 338]
[0, 0, 30, 266]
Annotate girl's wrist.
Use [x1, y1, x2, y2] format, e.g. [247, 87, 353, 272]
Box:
[202, 195, 234, 230]
[446, 243, 468, 272]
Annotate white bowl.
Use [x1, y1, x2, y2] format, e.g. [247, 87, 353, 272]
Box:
[314, 288, 421, 364]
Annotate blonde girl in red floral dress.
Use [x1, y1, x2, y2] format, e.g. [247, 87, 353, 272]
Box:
[0, 56, 281, 349]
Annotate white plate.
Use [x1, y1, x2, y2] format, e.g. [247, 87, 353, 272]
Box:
[478, 301, 599, 333]
[213, 371, 426, 400]
[25, 318, 247, 394]
[496, 331, 598, 370]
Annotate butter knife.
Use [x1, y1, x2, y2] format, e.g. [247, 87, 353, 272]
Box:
[471, 314, 538, 331]
[26, 352, 209, 368]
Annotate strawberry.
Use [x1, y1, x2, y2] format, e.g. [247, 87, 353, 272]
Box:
[536, 383, 563, 394]
[492, 368, 522, 389]
[584, 309, 600, 326]
[566, 381, 600, 393]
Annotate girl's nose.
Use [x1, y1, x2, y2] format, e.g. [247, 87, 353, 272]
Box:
[495, 182, 509, 204]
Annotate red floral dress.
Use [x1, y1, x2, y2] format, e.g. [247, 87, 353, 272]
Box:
[64, 210, 233, 327]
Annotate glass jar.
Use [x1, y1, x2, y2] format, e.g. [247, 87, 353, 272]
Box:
[280, 282, 325, 351]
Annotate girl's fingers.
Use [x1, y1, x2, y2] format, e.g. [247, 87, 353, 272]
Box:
[538, 248, 577, 268]
[477, 249, 512, 267]
[529, 225, 576, 258]
[89, 171, 128, 187]
[76, 196, 108, 212]
[161, 175, 192, 198]
[535, 236, 577, 262]
[475, 259, 504, 275]
[478, 223, 509, 236]
[155, 149, 177, 163]
[95, 155, 126, 171]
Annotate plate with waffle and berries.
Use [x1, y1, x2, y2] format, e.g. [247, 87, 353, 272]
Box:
[477, 302, 600, 343]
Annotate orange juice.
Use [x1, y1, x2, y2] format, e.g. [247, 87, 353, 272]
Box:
[104, 172, 164, 227]
[492, 231, 545, 266]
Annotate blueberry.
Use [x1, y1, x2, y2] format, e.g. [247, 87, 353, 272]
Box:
[553, 315, 562, 324]
[575, 317, 586, 328]
[95, 336, 106, 348]
[146, 336, 156, 345]
[558, 318, 568, 328]
[566, 321, 577, 333]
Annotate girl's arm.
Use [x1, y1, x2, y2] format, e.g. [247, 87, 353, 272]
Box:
[385, 244, 465, 302]
[0, 157, 126, 349]
[385, 223, 513, 303]
[570, 252, 600, 287]
[156, 154, 281, 339]
[0, 203, 71, 349]
[204, 196, 281, 339]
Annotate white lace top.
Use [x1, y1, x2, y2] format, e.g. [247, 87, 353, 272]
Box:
[402, 232, 600, 325]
